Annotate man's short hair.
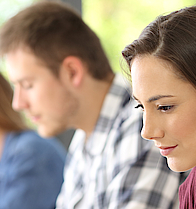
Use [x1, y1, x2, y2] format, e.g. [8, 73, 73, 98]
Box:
[0, 1, 112, 79]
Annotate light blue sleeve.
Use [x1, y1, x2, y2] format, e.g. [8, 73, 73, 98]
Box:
[0, 131, 66, 209]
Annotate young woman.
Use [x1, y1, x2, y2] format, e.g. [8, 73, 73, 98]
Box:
[122, 6, 196, 209]
[0, 73, 66, 208]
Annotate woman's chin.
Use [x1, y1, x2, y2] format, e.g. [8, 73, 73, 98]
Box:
[167, 157, 192, 172]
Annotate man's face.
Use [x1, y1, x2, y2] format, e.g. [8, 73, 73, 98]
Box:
[6, 48, 78, 137]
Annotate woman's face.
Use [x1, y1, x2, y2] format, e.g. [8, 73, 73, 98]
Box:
[131, 55, 196, 172]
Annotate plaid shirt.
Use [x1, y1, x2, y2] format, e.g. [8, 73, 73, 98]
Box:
[56, 73, 187, 209]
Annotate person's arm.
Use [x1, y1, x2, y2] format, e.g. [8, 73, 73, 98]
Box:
[104, 146, 182, 209]
[0, 132, 66, 209]
[103, 108, 185, 209]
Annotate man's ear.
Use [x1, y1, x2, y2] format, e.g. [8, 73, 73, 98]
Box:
[60, 56, 85, 87]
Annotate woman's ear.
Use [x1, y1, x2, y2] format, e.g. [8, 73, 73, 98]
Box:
[60, 56, 85, 87]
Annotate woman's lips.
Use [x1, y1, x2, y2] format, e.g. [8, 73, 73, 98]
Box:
[31, 115, 41, 123]
[158, 145, 178, 156]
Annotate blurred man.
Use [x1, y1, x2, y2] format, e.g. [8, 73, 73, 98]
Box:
[0, 1, 187, 208]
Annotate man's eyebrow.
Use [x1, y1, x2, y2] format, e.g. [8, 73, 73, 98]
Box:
[11, 77, 33, 84]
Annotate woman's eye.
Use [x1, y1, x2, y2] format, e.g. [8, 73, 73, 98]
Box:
[135, 104, 144, 110]
[157, 105, 174, 112]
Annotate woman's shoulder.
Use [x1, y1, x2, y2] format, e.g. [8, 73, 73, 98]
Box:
[4, 130, 66, 160]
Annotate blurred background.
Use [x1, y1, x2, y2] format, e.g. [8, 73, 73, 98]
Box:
[0, 0, 196, 73]
[0, 0, 195, 148]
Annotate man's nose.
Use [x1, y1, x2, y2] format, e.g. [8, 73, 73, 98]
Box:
[12, 88, 28, 111]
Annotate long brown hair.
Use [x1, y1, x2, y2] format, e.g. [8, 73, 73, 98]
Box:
[122, 6, 196, 88]
[0, 73, 27, 132]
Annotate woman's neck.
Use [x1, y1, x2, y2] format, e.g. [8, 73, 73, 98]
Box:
[0, 130, 6, 160]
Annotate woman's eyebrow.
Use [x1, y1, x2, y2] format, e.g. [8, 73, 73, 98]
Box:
[148, 95, 174, 102]
[132, 95, 141, 103]
[132, 95, 174, 103]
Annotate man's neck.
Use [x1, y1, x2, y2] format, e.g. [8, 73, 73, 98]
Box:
[76, 74, 115, 140]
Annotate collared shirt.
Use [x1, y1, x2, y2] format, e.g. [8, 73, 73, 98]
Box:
[56, 73, 187, 209]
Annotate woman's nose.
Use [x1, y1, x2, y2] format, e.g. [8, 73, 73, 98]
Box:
[141, 112, 164, 140]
